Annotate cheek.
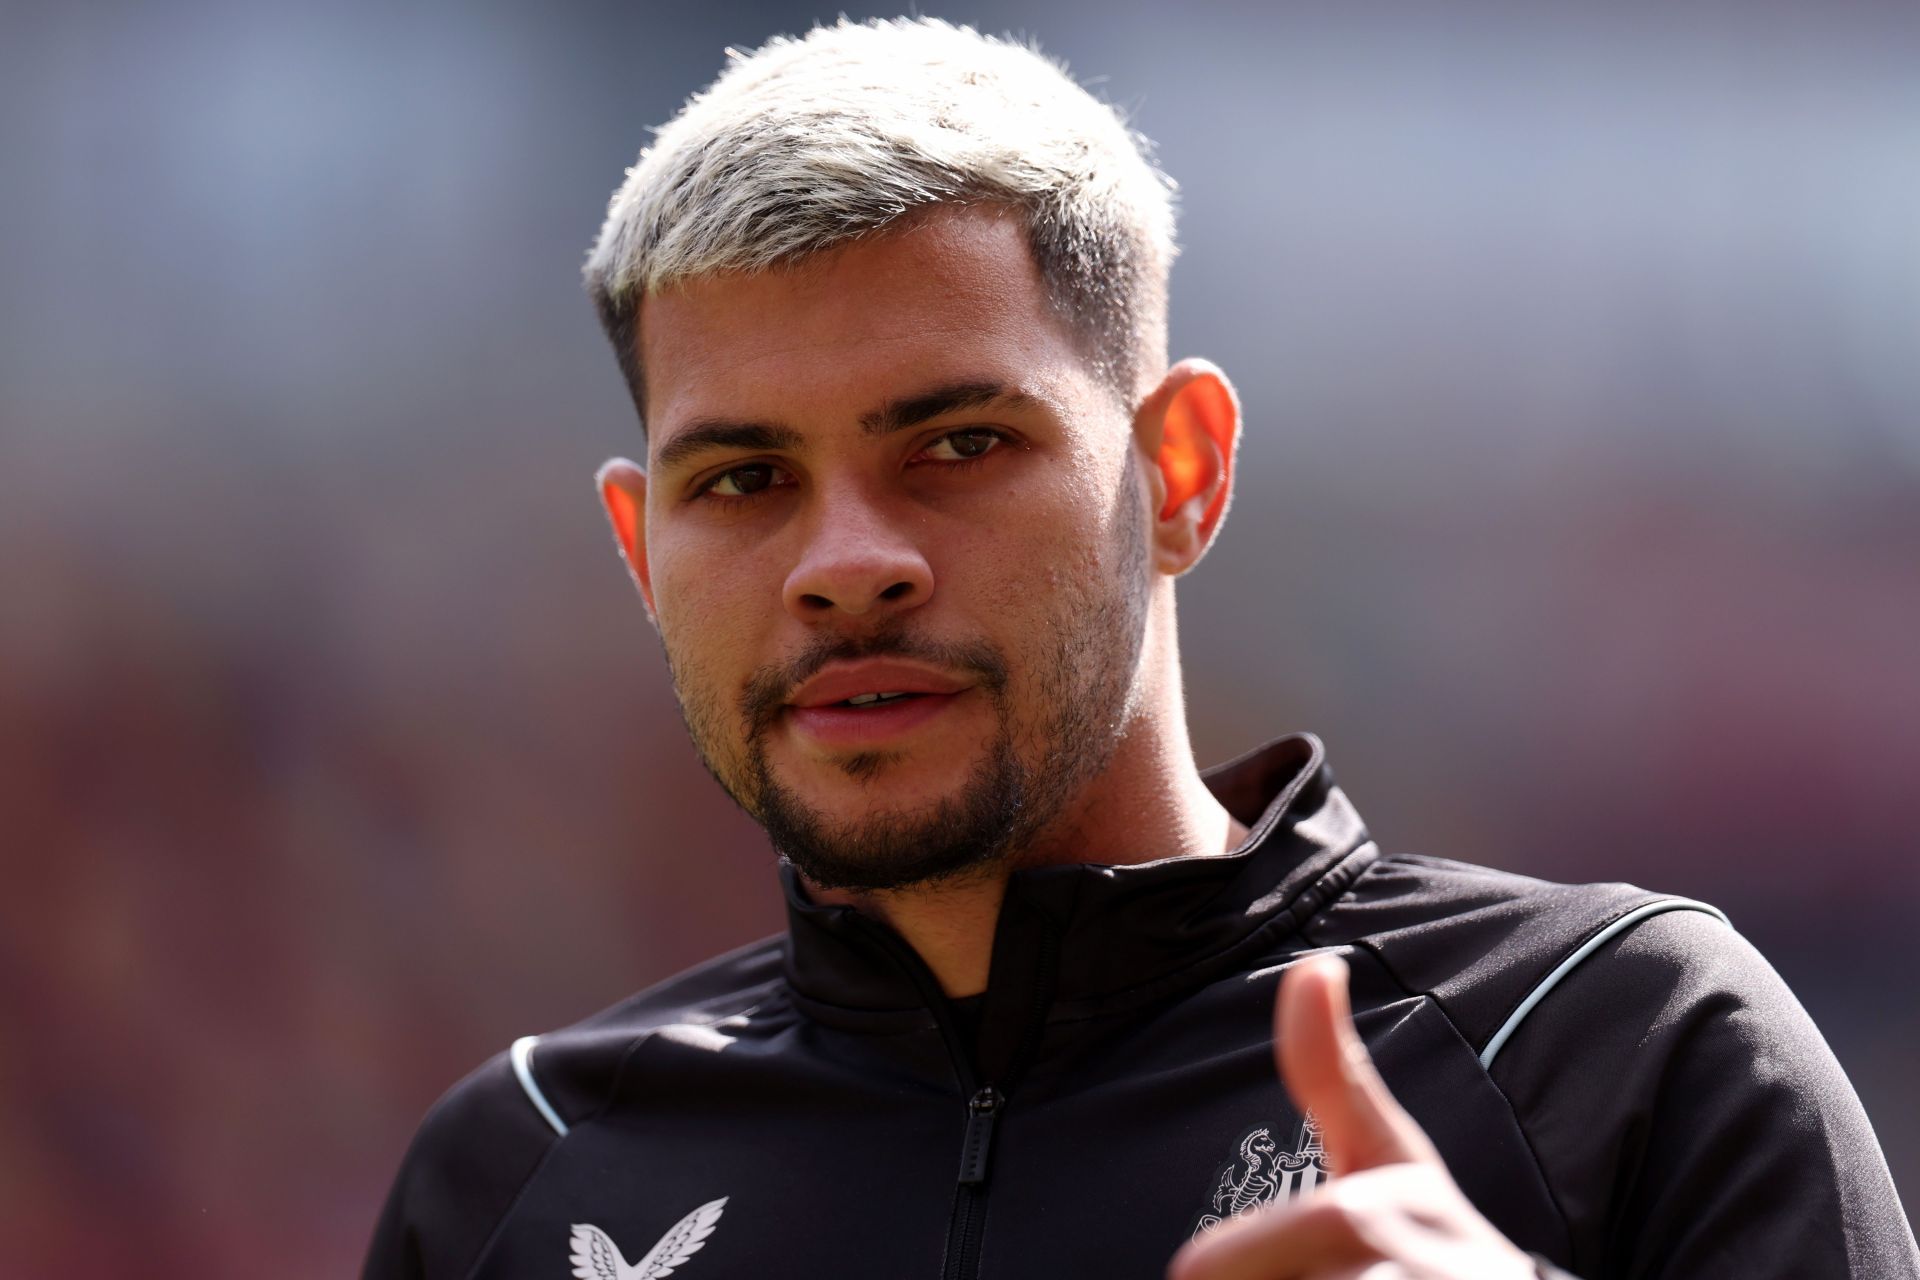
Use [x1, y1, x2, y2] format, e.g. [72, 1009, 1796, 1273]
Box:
[651, 542, 769, 684]
[1049, 469, 1136, 585]
[945, 480, 1116, 633]
[937, 501, 1069, 618]
[651, 518, 775, 618]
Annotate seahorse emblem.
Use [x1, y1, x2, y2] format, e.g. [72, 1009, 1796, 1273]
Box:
[1192, 1116, 1330, 1237]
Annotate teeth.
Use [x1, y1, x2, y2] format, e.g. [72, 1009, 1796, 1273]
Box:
[845, 691, 909, 706]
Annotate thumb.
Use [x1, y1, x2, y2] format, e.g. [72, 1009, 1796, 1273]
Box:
[1276, 953, 1441, 1175]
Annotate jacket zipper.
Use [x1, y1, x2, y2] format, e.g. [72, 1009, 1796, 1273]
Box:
[957, 1085, 1002, 1185]
[852, 913, 1053, 1280]
[942, 1084, 1001, 1280]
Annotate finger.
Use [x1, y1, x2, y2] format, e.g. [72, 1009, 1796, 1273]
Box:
[1167, 1194, 1372, 1280]
[1275, 954, 1440, 1175]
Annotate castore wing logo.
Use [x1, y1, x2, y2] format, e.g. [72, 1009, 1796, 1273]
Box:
[1192, 1116, 1329, 1237]
[569, 1196, 728, 1279]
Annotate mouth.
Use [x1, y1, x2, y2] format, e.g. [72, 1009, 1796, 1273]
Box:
[785, 690, 964, 748]
[783, 660, 973, 749]
[832, 690, 924, 708]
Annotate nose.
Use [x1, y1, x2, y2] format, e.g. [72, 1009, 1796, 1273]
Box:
[782, 490, 933, 620]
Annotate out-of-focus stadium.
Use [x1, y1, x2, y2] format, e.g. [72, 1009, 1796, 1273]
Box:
[2, 2, 1915, 1275]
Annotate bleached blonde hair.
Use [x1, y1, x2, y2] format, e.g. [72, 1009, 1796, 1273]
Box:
[583, 17, 1178, 430]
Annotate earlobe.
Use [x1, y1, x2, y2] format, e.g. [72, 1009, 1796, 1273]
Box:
[1140, 358, 1240, 575]
[595, 457, 656, 618]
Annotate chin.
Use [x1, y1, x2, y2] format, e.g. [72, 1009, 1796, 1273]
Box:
[754, 732, 1035, 893]
[788, 747, 977, 805]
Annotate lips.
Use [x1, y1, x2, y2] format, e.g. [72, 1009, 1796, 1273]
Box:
[788, 660, 970, 710]
[784, 659, 973, 748]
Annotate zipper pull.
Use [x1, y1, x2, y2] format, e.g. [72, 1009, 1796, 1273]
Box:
[957, 1086, 1002, 1186]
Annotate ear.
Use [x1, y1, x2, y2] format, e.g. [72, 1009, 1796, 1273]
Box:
[595, 457, 656, 621]
[1135, 358, 1240, 576]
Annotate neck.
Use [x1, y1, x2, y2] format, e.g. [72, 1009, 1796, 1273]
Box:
[803, 627, 1248, 997]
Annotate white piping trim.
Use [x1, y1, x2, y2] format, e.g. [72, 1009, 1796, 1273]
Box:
[1479, 898, 1730, 1070]
[510, 1035, 569, 1137]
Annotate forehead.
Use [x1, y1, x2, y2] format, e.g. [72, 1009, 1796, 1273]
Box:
[637, 208, 1093, 443]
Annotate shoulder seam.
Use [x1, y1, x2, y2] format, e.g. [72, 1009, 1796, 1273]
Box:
[589, 986, 784, 1130]
[1477, 898, 1730, 1069]
[509, 1035, 570, 1137]
[455, 1051, 569, 1280]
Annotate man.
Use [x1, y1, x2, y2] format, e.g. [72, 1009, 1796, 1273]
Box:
[365, 18, 1917, 1280]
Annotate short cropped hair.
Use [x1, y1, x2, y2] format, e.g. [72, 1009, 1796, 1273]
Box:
[583, 17, 1178, 435]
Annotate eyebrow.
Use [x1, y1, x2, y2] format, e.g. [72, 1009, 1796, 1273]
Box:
[652, 379, 1039, 472]
[859, 380, 1039, 436]
[653, 420, 805, 473]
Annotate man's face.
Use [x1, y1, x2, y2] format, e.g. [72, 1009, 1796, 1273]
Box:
[635, 207, 1154, 891]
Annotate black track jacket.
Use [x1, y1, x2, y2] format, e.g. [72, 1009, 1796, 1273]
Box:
[365, 734, 1919, 1279]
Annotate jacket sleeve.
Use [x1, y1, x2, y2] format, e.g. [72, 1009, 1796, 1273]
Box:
[362, 1051, 561, 1280]
[1488, 907, 1919, 1279]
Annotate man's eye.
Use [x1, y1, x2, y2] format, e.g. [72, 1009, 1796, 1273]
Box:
[705, 464, 786, 498]
[921, 429, 1003, 462]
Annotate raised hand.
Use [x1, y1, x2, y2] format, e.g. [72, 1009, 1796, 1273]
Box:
[1167, 954, 1538, 1280]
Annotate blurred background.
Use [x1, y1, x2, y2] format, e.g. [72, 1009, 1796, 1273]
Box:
[3, 0, 1916, 1274]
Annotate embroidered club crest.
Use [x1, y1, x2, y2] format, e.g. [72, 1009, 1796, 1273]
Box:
[569, 1197, 728, 1279]
[1191, 1116, 1329, 1237]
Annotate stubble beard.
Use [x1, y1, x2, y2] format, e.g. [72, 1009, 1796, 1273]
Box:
[665, 455, 1151, 893]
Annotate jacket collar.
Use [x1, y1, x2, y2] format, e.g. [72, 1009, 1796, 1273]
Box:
[779, 733, 1379, 1022]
